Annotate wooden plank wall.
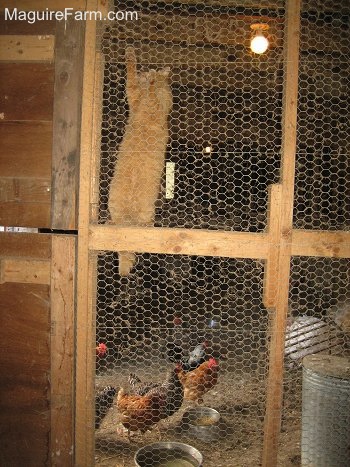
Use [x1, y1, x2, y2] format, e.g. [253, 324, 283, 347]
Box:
[0, 233, 51, 467]
[0, 5, 83, 466]
[0, 17, 55, 228]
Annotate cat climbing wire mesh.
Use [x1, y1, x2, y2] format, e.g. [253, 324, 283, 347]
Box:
[82, 1, 350, 466]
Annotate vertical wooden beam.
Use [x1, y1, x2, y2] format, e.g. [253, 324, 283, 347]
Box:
[263, 184, 283, 308]
[262, 1, 301, 466]
[75, 2, 99, 465]
[91, 51, 104, 221]
[51, 18, 85, 230]
[51, 235, 76, 467]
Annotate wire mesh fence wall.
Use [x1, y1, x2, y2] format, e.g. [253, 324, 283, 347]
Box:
[82, 1, 350, 466]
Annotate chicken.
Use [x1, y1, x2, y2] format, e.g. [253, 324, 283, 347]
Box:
[95, 385, 117, 428]
[178, 357, 219, 404]
[128, 366, 184, 419]
[128, 372, 159, 396]
[116, 387, 167, 436]
[96, 342, 107, 358]
[182, 341, 209, 371]
[167, 339, 209, 372]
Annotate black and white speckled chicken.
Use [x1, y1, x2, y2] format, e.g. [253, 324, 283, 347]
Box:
[128, 366, 184, 419]
[128, 373, 159, 396]
[95, 385, 117, 429]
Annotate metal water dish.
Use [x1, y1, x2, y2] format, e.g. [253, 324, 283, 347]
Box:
[182, 407, 221, 442]
[135, 441, 203, 467]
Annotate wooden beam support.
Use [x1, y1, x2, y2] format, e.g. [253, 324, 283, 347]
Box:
[0, 35, 54, 62]
[50, 235, 76, 467]
[291, 230, 350, 258]
[75, 2, 99, 465]
[262, 1, 301, 466]
[263, 184, 282, 309]
[89, 225, 269, 260]
[51, 18, 85, 230]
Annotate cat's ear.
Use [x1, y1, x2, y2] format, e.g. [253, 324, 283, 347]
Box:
[160, 67, 171, 77]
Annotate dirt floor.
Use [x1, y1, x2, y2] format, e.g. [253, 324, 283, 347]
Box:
[94, 360, 302, 467]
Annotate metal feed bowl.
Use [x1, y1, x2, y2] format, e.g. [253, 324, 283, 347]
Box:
[182, 407, 221, 442]
[134, 441, 203, 467]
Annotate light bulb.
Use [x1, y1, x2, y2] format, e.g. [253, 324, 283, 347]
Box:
[250, 23, 270, 54]
[251, 33, 269, 54]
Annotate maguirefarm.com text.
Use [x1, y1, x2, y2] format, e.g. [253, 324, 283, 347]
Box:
[4, 7, 139, 24]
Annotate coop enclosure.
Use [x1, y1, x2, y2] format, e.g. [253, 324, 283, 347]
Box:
[76, 0, 350, 466]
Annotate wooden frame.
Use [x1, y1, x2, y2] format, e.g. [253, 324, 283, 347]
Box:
[51, 235, 76, 466]
[76, 0, 349, 465]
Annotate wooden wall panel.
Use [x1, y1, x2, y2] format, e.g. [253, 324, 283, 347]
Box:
[0, 14, 55, 35]
[0, 122, 52, 177]
[0, 282, 50, 467]
[0, 231, 51, 258]
[0, 35, 54, 62]
[0, 233, 51, 467]
[0, 178, 51, 202]
[0, 200, 51, 227]
[0, 63, 54, 121]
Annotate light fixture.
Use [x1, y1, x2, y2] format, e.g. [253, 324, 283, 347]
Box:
[250, 23, 270, 54]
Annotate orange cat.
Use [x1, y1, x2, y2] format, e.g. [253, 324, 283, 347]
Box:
[108, 47, 172, 276]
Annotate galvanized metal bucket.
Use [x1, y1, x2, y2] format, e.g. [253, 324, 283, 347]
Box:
[301, 354, 350, 467]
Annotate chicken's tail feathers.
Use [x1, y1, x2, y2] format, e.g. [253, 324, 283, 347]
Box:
[118, 252, 136, 276]
[128, 372, 142, 388]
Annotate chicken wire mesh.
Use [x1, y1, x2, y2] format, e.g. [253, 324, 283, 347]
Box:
[294, 0, 350, 231]
[90, 1, 350, 466]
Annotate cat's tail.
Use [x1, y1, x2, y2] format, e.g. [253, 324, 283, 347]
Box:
[119, 252, 136, 276]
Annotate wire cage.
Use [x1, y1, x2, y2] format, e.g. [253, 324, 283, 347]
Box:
[77, 0, 350, 466]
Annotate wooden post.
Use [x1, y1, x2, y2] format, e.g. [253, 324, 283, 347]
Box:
[262, 1, 301, 466]
[263, 184, 283, 309]
[51, 235, 76, 467]
[75, 2, 99, 465]
[51, 18, 85, 230]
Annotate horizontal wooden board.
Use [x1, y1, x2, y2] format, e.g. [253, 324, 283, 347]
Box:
[89, 225, 269, 259]
[0, 258, 50, 284]
[108, 14, 282, 49]
[0, 14, 55, 34]
[0, 178, 51, 202]
[0, 281, 50, 466]
[0, 35, 54, 62]
[0, 201, 51, 228]
[291, 230, 350, 258]
[0, 0, 97, 12]
[0, 231, 51, 258]
[0, 63, 54, 121]
[0, 121, 52, 178]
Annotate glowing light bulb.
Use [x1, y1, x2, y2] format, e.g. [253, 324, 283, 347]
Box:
[250, 23, 270, 55]
[251, 33, 269, 54]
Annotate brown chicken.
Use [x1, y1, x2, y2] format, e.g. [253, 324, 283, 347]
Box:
[116, 387, 166, 436]
[128, 366, 184, 419]
[178, 357, 219, 404]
